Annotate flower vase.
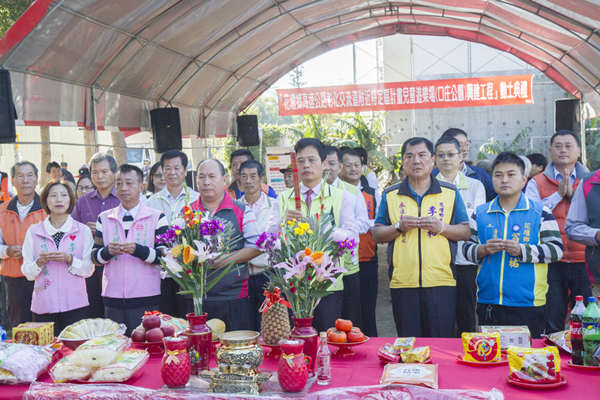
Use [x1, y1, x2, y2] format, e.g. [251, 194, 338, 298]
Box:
[161, 336, 191, 388]
[290, 316, 318, 374]
[184, 312, 212, 375]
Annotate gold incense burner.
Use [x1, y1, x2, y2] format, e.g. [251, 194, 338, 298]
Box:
[200, 331, 271, 395]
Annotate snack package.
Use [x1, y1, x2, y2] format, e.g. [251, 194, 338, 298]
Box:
[12, 322, 54, 345]
[0, 343, 59, 384]
[49, 356, 95, 382]
[68, 334, 130, 368]
[378, 344, 400, 363]
[401, 346, 430, 363]
[508, 346, 561, 384]
[542, 331, 572, 353]
[88, 349, 149, 382]
[380, 363, 438, 389]
[392, 337, 416, 353]
[461, 332, 501, 362]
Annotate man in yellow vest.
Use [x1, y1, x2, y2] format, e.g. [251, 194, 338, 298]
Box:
[264, 138, 359, 333]
[341, 148, 380, 337]
[323, 145, 369, 329]
[373, 138, 471, 337]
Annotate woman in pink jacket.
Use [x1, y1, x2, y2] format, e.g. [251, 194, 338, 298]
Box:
[21, 179, 94, 337]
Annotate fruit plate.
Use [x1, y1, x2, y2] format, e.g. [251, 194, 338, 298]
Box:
[455, 354, 508, 365]
[327, 336, 369, 357]
[505, 374, 567, 389]
[131, 340, 164, 355]
[566, 360, 600, 370]
[379, 356, 432, 364]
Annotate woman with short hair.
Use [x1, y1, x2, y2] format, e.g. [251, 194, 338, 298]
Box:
[21, 179, 94, 336]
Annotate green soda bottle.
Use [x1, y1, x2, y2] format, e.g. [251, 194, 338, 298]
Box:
[582, 296, 600, 366]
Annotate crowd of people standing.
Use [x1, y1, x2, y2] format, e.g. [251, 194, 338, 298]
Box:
[0, 127, 597, 341]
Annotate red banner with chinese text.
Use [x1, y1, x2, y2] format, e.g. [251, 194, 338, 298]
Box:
[276, 75, 534, 116]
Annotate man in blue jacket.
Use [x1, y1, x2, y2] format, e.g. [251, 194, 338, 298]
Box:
[463, 152, 563, 338]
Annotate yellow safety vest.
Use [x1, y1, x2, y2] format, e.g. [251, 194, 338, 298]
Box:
[383, 178, 458, 288]
[279, 182, 345, 291]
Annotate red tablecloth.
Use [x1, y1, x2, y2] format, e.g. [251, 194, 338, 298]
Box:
[2, 338, 598, 399]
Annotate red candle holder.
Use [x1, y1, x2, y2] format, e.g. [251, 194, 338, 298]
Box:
[161, 336, 191, 388]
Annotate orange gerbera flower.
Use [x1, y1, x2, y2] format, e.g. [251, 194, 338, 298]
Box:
[310, 251, 324, 265]
[183, 245, 196, 264]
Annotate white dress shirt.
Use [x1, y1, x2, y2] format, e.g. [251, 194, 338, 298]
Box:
[145, 186, 199, 224]
[331, 177, 370, 235]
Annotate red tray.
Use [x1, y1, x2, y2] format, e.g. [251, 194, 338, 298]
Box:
[379, 356, 432, 364]
[131, 340, 164, 355]
[327, 337, 369, 357]
[455, 353, 508, 365]
[506, 374, 567, 389]
[566, 360, 600, 370]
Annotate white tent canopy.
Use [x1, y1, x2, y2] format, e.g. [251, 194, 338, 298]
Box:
[2, 0, 600, 137]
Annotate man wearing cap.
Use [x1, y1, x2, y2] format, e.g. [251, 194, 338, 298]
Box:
[280, 164, 293, 189]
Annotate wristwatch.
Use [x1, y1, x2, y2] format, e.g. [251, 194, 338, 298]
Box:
[394, 221, 402, 233]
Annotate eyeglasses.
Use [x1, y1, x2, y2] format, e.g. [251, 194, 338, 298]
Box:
[552, 144, 575, 151]
[459, 141, 471, 149]
[77, 185, 94, 193]
[436, 152, 459, 159]
[153, 173, 164, 179]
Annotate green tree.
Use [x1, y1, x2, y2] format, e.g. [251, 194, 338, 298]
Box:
[245, 90, 302, 126]
[289, 66, 307, 88]
[585, 117, 600, 171]
[330, 113, 392, 172]
[286, 114, 335, 143]
[477, 127, 534, 159]
[0, 0, 34, 37]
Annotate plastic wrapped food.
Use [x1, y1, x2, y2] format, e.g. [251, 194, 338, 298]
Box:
[24, 381, 505, 400]
[508, 346, 561, 384]
[0, 367, 18, 384]
[392, 337, 416, 353]
[0, 343, 60, 384]
[58, 318, 123, 340]
[542, 330, 571, 353]
[68, 334, 130, 368]
[401, 346, 430, 363]
[49, 356, 95, 382]
[88, 349, 149, 382]
[378, 344, 400, 363]
[461, 332, 501, 362]
[159, 314, 187, 335]
[380, 363, 439, 389]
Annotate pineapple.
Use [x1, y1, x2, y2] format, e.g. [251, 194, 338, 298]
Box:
[261, 281, 291, 345]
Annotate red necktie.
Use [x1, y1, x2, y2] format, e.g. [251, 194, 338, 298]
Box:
[305, 189, 313, 211]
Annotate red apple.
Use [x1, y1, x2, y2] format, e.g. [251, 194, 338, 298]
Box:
[160, 325, 175, 337]
[131, 327, 146, 343]
[145, 327, 164, 343]
[142, 314, 161, 330]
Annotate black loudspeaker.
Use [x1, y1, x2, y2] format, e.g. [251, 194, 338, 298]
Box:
[237, 115, 259, 147]
[555, 98, 580, 133]
[0, 70, 16, 144]
[151, 107, 182, 153]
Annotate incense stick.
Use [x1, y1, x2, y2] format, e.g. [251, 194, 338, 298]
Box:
[290, 150, 301, 211]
